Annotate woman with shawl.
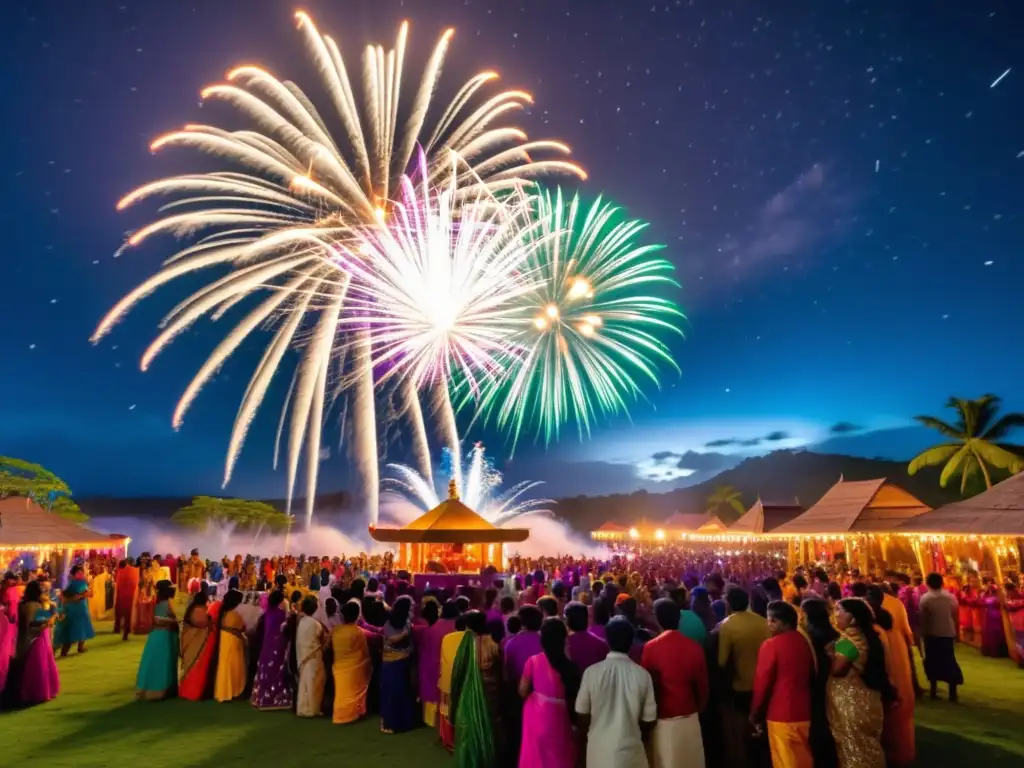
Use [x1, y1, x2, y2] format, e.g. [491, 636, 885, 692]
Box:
[827, 598, 892, 768]
[379, 595, 416, 733]
[179, 589, 221, 701]
[53, 564, 95, 656]
[449, 610, 502, 768]
[251, 589, 293, 711]
[415, 597, 453, 727]
[295, 595, 327, 717]
[135, 580, 180, 701]
[214, 589, 247, 702]
[16, 580, 60, 705]
[331, 599, 371, 723]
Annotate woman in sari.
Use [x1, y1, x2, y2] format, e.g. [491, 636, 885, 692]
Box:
[416, 598, 455, 727]
[54, 565, 95, 657]
[179, 590, 221, 701]
[17, 581, 60, 705]
[133, 561, 158, 635]
[518, 617, 578, 768]
[438, 609, 467, 750]
[379, 595, 416, 734]
[136, 580, 179, 701]
[449, 610, 502, 768]
[89, 565, 110, 622]
[331, 599, 371, 723]
[214, 589, 247, 702]
[801, 598, 838, 768]
[827, 598, 892, 768]
[867, 586, 918, 767]
[251, 589, 293, 711]
[0, 600, 12, 697]
[296, 596, 327, 717]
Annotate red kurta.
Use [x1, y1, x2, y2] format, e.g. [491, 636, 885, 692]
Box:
[752, 630, 814, 723]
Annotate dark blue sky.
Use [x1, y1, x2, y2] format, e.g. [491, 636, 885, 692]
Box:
[2, 0, 1022, 499]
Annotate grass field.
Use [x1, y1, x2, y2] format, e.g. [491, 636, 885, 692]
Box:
[3, 620, 1023, 767]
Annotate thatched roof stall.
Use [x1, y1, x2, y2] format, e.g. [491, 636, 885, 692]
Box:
[770, 477, 931, 569]
[730, 499, 803, 535]
[898, 471, 1024, 536]
[0, 496, 130, 556]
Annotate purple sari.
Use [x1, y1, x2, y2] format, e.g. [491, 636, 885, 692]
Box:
[250, 606, 293, 710]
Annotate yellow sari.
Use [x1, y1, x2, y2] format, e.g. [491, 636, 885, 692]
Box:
[89, 572, 110, 620]
[331, 622, 370, 724]
[214, 609, 247, 702]
[437, 629, 466, 751]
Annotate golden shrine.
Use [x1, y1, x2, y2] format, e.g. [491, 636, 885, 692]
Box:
[369, 480, 529, 573]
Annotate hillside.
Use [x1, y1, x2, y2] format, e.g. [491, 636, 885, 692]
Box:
[552, 449, 965, 533]
[75, 449, 967, 536]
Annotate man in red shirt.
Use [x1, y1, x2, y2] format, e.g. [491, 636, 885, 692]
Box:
[641, 598, 709, 768]
[751, 601, 815, 768]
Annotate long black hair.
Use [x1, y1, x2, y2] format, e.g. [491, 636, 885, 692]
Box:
[218, 589, 244, 632]
[865, 586, 894, 631]
[540, 617, 581, 712]
[184, 589, 209, 626]
[838, 598, 895, 700]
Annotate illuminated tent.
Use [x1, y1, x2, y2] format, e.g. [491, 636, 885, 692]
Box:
[369, 480, 528, 572]
[697, 515, 730, 533]
[771, 477, 931, 568]
[898, 471, 1024, 536]
[730, 498, 803, 534]
[0, 495, 131, 563]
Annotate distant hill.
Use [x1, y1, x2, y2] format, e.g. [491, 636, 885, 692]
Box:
[551, 449, 965, 533]
[77, 449, 967, 535]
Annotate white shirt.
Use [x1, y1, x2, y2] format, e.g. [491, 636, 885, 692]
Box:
[575, 651, 657, 768]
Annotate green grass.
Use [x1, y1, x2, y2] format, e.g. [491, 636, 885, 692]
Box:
[2, 620, 451, 768]
[3, 621, 1022, 767]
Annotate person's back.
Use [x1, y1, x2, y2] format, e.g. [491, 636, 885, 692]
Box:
[576, 617, 656, 768]
[641, 627, 708, 719]
[718, 608, 770, 692]
[919, 587, 958, 638]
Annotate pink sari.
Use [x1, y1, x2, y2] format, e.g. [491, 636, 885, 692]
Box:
[19, 603, 60, 705]
[0, 609, 12, 694]
[518, 653, 576, 768]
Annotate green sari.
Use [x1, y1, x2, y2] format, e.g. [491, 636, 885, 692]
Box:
[450, 632, 496, 768]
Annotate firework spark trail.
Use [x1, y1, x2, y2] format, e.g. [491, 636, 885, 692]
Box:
[383, 442, 552, 526]
[471, 189, 685, 452]
[92, 10, 583, 529]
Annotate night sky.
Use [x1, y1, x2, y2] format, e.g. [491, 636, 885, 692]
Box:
[2, 0, 1023, 500]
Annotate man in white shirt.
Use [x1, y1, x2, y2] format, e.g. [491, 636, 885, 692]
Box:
[576, 615, 658, 768]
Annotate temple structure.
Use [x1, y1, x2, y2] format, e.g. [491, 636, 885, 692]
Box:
[369, 480, 529, 573]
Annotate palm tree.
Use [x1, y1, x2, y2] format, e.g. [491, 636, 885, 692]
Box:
[706, 485, 746, 522]
[908, 395, 1024, 493]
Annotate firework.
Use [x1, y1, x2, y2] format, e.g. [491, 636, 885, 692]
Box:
[92, 11, 583, 528]
[383, 442, 551, 527]
[471, 189, 684, 450]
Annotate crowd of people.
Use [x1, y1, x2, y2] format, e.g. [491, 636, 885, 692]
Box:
[1, 545, 1023, 767]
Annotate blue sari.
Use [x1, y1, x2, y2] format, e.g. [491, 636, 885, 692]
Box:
[135, 601, 179, 700]
[52, 578, 95, 647]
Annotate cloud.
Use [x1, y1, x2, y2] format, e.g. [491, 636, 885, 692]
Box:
[740, 438, 762, 447]
[651, 450, 682, 461]
[710, 163, 857, 286]
[674, 451, 736, 472]
[705, 438, 739, 448]
[830, 421, 862, 434]
[764, 430, 790, 442]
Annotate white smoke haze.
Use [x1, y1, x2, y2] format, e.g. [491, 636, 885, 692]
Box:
[91, 506, 604, 563]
